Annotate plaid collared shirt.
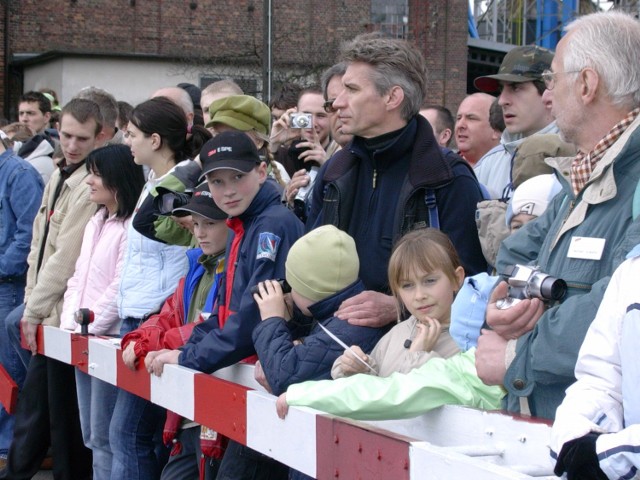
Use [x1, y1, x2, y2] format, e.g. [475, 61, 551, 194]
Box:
[571, 107, 640, 196]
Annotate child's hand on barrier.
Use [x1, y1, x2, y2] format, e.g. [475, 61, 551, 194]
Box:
[276, 392, 289, 419]
[145, 348, 179, 376]
[122, 342, 139, 371]
[253, 280, 286, 320]
[409, 317, 441, 353]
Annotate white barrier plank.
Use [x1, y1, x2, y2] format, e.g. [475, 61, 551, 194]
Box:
[88, 338, 118, 386]
[246, 391, 317, 478]
[409, 441, 551, 479]
[368, 406, 555, 477]
[213, 363, 265, 391]
[150, 364, 195, 420]
[43, 326, 72, 364]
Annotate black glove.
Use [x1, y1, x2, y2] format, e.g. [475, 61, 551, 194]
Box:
[554, 432, 608, 479]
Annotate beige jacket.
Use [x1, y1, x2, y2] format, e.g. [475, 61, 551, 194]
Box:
[331, 315, 460, 379]
[24, 164, 96, 326]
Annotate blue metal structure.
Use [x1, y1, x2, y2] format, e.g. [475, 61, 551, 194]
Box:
[536, 0, 579, 49]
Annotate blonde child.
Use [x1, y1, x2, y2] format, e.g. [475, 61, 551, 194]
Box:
[276, 229, 504, 420]
[332, 228, 464, 379]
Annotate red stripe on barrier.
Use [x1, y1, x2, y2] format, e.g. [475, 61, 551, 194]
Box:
[193, 373, 249, 445]
[116, 352, 151, 400]
[316, 415, 412, 480]
[20, 324, 44, 354]
[0, 364, 18, 414]
[71, 334, 89, 374]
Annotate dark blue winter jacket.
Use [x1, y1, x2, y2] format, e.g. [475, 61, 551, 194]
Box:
[179, 180, 304, 373]
[252, 280, 388, 396]
[307, 115, 487, 292]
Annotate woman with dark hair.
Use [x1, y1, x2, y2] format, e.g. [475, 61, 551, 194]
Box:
[110, 97, 198, 480]
[58, 144, 145, 480]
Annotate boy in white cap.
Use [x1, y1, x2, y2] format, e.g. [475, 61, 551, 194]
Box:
[506, 173, 562, 234]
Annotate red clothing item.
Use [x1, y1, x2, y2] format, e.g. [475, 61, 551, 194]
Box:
[217, 217, 244, 328]
[121, 277, 199, 358]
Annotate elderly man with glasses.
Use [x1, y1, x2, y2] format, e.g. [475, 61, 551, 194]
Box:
[476, 10, 640, 428]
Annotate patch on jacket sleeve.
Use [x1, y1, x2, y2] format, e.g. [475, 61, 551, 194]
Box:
[257, 232, 281, 261]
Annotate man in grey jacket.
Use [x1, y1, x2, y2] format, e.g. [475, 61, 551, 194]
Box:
[475, 10, 640, 421]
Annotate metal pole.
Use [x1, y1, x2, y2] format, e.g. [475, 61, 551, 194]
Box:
[4, 0, 11, 119]
[262, 0, 272, 103]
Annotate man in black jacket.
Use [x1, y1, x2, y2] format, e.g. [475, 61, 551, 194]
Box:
[306, 34, 487, 329]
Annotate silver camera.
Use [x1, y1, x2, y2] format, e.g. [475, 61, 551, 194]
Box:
[290, 113, 313, 129]
[496, 264, 567, 310]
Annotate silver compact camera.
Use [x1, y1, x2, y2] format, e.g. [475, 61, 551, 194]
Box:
[290, 113, 313, 129]
[496, 264, 567, 310]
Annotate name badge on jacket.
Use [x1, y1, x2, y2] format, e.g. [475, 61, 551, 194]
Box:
[567, 236, 606, 260]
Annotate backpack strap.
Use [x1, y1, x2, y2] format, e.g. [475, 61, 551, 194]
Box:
[425, 189, 440, 230]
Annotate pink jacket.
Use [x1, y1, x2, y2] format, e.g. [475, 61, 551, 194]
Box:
[60, 209, 129, 335]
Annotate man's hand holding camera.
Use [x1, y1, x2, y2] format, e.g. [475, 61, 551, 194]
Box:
[486, 281, 545, 340]
[269, 108, 300, 153]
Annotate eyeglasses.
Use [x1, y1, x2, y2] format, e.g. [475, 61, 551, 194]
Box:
[323, 99, 337, 114]
[541, 69, 582, 90]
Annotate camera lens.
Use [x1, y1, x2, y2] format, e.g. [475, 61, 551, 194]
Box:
[539, 277, 567, 301]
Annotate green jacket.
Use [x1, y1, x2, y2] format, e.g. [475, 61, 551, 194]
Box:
[286, 349, 503, 421]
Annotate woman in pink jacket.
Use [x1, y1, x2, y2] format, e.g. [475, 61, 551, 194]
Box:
[59, 144, 145, 480]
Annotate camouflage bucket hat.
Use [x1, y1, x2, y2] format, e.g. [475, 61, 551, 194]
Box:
[474, 45, 554, 93]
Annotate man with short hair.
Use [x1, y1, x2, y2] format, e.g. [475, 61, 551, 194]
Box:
[476, 11, 640, 421]
[269, 82, 302, 124]
[474, 45, 556, 198]
[453, 93, 501, 167]
[270, 86, 336, 176]
[74, 86, 123, 145]
[201, 79, 244, 128]
[2, 98, 105, 479]
[307, 34, 487, 327]
[152, 86, 195, 128]
[419, 105, 454, 149]
[17, 92, 51, 136]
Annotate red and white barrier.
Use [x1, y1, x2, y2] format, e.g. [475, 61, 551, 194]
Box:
[5, 326, 556, 479]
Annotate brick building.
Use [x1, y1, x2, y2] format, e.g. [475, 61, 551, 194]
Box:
[0, 0, 468, 121]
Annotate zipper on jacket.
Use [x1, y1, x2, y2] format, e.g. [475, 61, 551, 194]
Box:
[373, 168, 377, 189]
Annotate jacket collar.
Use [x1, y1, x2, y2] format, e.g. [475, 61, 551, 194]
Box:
[308, 280, 365, 320]
[547, 115, 640, 249]
[236, 179, 281, 221]
[325, 115, 454, 189]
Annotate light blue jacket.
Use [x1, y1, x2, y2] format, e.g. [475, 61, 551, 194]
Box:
[118, 179, 188, 319]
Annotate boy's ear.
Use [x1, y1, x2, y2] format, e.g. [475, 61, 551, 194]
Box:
[256, 161, 268, 183]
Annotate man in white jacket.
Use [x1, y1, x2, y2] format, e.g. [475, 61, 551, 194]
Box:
[551, 244, 640, 479]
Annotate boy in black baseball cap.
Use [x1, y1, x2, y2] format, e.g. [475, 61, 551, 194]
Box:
[145, 130, 304, 479]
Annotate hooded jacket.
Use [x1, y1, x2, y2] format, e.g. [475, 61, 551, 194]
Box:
[17, 134, 55, 184]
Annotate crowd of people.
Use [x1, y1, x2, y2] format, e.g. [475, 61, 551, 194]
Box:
[0, 9, 639, 480]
